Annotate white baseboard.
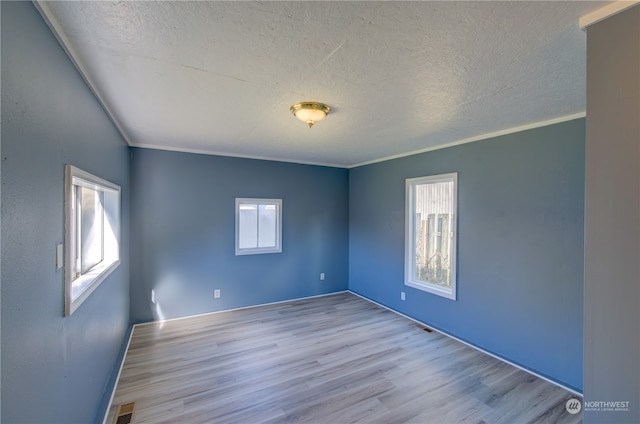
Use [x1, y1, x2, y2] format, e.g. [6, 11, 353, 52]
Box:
[133, 290, 349, 329]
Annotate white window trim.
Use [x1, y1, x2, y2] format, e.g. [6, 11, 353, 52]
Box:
[405, 173, 458, 300]
[64, 165, 121, 316]
[235, 198, 282, 256]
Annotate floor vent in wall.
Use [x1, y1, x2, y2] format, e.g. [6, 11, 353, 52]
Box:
[114, 402, 135, 424]
[416, 324, 434, 333]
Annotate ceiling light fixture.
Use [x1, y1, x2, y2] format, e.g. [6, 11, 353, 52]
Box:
[290, 102, 331, 128]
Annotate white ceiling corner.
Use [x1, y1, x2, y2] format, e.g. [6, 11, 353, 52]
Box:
[35, 1, 609, 168]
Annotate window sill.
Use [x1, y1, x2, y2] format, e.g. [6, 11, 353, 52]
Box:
[406, 279, 456, 300]
[235, 248, 282, 256]
[67, 259, 120, 315]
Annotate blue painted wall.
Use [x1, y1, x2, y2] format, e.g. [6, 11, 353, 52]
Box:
[1, 2, 130, 423]
[349, 119, 585, 391]
[129, 148, 349, 323]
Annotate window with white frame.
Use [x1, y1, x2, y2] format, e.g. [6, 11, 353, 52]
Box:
[405, 173, 458, 300]
[65, 165, 121, 316]
[235, 198, 282, 255]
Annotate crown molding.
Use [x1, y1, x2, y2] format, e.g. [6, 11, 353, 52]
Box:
[579, 1, 639, 29]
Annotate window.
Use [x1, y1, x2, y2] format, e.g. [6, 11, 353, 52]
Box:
[405, 173, 458, 300]
[235, 198, 282, 255]
[64, 165, 121, 316]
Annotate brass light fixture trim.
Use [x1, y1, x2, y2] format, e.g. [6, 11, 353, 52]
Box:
[290, 101, 331, 128]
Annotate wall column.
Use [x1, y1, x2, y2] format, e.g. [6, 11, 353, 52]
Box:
[584, 4, 639, 423]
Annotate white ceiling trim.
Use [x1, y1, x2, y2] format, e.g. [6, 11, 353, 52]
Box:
[130, 142, 348, 169]
[33, 0, 133, 146]
[348, 112, 586, 169]
[579, 1, 639, 29]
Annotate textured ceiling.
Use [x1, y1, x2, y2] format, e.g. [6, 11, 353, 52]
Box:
[36, 1, 607, 167]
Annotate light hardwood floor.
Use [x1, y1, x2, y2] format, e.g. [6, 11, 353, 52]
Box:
[106, 292, 582, 424]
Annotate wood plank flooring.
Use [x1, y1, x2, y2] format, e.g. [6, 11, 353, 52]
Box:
[106, 292, 582, 424]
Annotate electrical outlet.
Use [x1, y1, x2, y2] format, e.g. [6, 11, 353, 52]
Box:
[320, 273, 325, 281]
[214, 289, 221, 299]
[401, 291, 405, 301]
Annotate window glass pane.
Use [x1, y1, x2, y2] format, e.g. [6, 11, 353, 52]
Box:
[258, 204, 277, 248]
[414, 181, 454, 288]
[235, 198, 282, 255]
[80, 186, 104, 273]
[238, 204, 258, 249]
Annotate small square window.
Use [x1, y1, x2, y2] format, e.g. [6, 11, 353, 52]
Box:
[235, 198, 282, 255]
[65, 165, 121, 316]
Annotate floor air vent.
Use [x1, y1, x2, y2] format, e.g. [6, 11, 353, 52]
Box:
[114, 402, 135, 424]
[415, 324, 434, 333]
